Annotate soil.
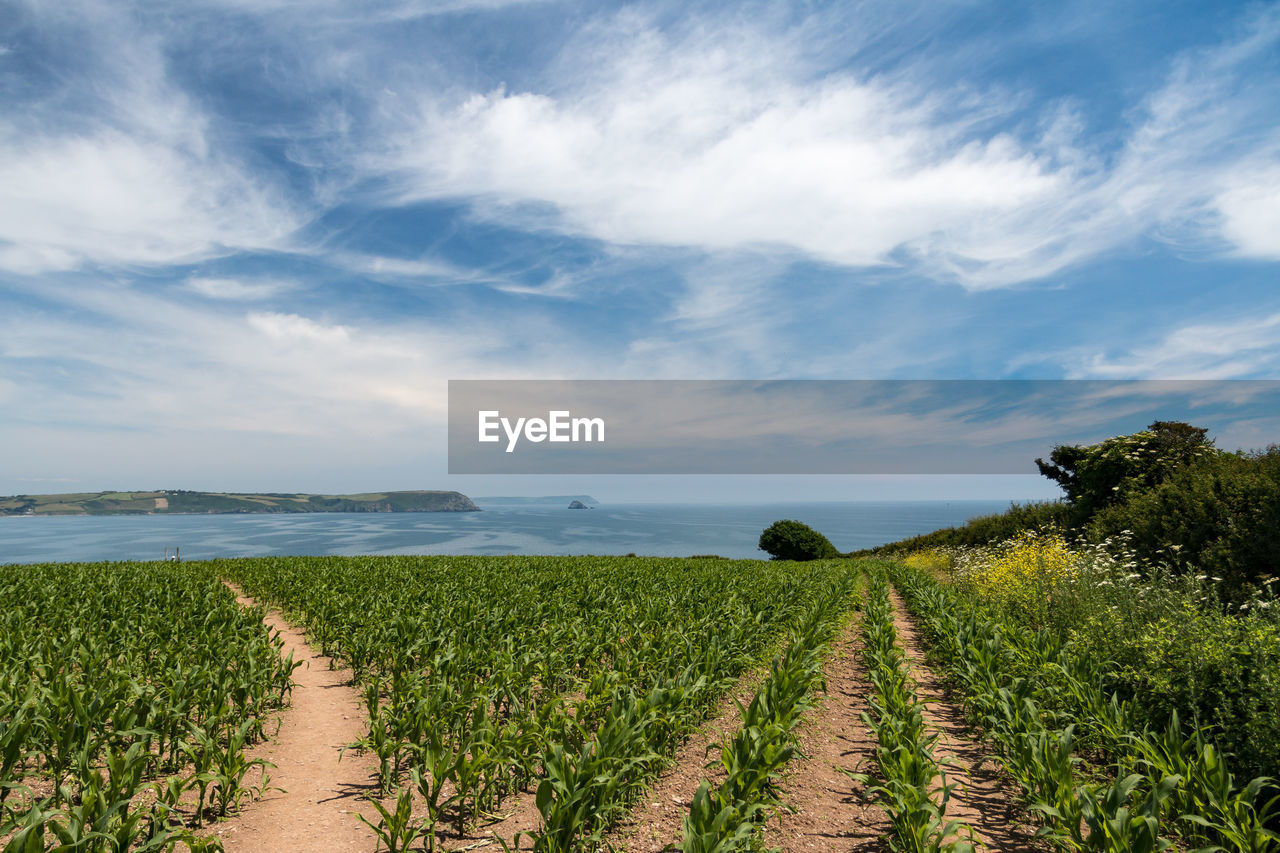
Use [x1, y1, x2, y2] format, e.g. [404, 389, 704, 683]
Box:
[199, 581, 1038, 852]
[887, 590, 1044, 852]
[209, 585, 383, 852]
[760, 617, 895, 853]
[608, 664, 770, 853]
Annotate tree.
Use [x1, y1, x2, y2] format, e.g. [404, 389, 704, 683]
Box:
[758, 519, 839, 561]
[1035, 420, 1217, 520]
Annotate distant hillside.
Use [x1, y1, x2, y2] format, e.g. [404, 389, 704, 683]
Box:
[0, 490, 480, 516]
[473, 495, 599, 506]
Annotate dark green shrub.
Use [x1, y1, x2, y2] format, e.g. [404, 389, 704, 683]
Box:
[758, 520, 839, 561]
[1036, 420, 1218, 521]
[1089, 446, 1280, 599]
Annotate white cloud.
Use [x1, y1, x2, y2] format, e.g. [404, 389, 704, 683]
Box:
[1067, 313, 1280, 379]
[248, 311, 353, 346]
[0, 4, 301, 275]
[1214, 167, 1280, 260]
[0, 276, 606, 445]
[380, 7, 1280, 289]
[329, 252, 485, 282]
[187, 277, 295, 301]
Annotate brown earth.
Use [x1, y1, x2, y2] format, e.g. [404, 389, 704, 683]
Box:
[761, 617, 894, 853]
[213, 583, 546, 853]
[887, 590, 1044, 852]
[209, 585, 383, 852]
[608, 664, 771, 852]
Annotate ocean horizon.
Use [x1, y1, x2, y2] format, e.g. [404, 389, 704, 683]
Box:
[0, 499, 1018, 565]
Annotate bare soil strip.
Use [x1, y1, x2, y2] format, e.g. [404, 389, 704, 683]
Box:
[212, 585, 383, 853]
[887, 590, 1044, 852]
[761, 616, 894, 853]
[609, 664, 772, 852]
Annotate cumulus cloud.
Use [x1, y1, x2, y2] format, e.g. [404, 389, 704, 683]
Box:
[380, 6, 1280, 288]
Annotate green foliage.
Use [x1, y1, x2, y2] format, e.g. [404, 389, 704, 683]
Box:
[891, 561, 1280, 852]
[1089, 446, 1280, 597]
[846, 569, 973, 852]
[856, 501, 1071, 557]
[221, 553, 860, 851]
[682, 575, 859, 852]
[758, 519, 839, 561]
[1035, 420, 1217, 520]
[0, 561, 292, 851]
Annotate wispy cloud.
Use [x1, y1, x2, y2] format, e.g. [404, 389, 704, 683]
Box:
[188, 277, 296, 301]
[377, 5, 1280, 289]
[1065, 313, 1280, 379]
[0, 3, 302, 275]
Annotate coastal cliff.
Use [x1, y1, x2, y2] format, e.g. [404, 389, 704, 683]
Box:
[0, 489, 481, 516]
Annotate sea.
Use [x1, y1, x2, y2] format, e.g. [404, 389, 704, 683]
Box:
[0, 501, 1014, 565]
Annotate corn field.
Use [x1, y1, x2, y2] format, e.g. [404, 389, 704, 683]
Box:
[217, 555, 860, 852]
[4, 553, 1276, 853]
[0, 562, 297, 852]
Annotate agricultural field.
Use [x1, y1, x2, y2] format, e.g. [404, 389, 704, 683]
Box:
[0, 562, 295, 851]
[2, 550, 1278, 852]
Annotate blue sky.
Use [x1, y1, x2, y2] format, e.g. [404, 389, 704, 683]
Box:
[1, 0, 1278, 502]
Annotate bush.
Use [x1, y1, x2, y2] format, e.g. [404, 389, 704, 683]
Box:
[855, 500, 1071, 556]
[1036, 420, 1218, 521]
[1088, 446, 1280, 600]
[758, 520, 839, 561]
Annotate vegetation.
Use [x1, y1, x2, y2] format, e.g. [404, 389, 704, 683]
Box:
[758, 519, 840, 561]
[923, 530, 1280, 787]
[1036, 420, 1217, 522]
[892, 559, 1279, 851]
[682, 572, 859, 851]
[1087, 445, 1280, 595]
[6, 517, 1277, 851]
[867, 420, 1280, 602]
[848, 568, 971, 852]
[0, 561, 296, 851]
[218, 554, 860, 851]
[856, 500, 1071, 556]
[0, 489, 479, 516]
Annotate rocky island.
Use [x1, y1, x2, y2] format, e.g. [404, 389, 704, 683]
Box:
[0, 489, 481, 516]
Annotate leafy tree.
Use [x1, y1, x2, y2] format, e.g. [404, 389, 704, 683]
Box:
[758, 520, 839, 561]
[1090, 446, 1280, 597]
[1036, 420, 1218, 520]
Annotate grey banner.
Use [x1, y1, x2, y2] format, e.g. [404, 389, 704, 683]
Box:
[447, 379, 1280, 474]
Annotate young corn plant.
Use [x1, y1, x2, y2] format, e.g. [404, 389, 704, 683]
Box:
[888, 562, 1280, 853]
[850, 570, 973, 853]
[680, 575, 859, 853]
[355, 785, 426, 853]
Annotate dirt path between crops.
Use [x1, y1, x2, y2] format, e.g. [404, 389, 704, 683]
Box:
[887, 590, 1044, 852]
[608, 662, 771, 852]
[211, 584, 383, 853]
[760, 616, 895, 853]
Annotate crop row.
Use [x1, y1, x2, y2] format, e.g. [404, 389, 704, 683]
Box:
[680, 570, 861, 852]
[850, 568, 971, 852]
[218, 555, 860, 849]
[890, 562, 1279, 852]
[0, 562, 297, 853]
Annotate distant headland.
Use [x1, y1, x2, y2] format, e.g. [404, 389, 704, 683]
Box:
[0, 490, 481, 516]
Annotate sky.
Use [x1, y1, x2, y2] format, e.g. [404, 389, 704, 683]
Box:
[1, 0, 1279, 503]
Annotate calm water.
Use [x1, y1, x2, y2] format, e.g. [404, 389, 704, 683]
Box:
[0, 501, 1013, 564]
